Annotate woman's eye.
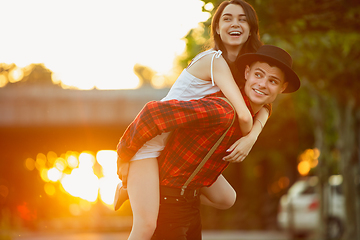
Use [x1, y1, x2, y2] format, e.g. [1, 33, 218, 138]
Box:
[239, 18, 247, 22]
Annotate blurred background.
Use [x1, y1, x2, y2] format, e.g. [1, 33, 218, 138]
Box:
[0, 0, 359, 240]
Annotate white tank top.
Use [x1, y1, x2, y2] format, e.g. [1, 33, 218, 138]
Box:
[131, 50, 222, 161]
[161, 49, 222, 101]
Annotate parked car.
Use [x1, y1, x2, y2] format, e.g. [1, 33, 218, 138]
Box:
[277, 175, 345, 239]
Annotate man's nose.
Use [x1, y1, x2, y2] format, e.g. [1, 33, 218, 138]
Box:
[257, 78, 266, 86]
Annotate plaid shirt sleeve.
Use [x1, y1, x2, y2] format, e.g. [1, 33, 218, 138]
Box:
[117, 93, 233, 162]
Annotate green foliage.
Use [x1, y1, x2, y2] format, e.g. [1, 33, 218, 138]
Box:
[133, 63, 155, 87]
[0, 63, 56, 87]
[21, 64, 53, 85]
[185, 0, 360, 232]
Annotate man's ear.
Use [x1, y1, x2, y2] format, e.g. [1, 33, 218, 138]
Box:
[244, 65, 250, 80]
[280, 82, 289, 93]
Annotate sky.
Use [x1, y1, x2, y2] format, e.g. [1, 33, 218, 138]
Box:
[0, 0, 211, 89]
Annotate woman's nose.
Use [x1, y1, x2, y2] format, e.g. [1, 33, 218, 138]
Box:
[231, 20, 240, 28]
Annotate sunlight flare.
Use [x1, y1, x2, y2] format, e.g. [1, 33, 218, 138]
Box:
[0, 0, 209, 89]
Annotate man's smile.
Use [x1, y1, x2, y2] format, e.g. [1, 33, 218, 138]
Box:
[253, 88, 267, 95]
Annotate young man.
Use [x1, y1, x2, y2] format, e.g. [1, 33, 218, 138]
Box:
[117, 45, 300, 239]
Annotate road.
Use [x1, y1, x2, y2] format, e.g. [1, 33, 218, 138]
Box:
[11, 230, 290, 240]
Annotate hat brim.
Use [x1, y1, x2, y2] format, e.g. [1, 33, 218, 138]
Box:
[237, 53, 300, 93]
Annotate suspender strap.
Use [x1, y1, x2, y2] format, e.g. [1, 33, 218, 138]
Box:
[180, 97, 236, 195]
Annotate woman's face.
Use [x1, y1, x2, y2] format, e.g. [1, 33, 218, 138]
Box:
[216, 4, 250, 51]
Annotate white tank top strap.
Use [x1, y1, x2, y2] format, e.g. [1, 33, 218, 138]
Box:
[210, 50, 222, 86]
[187, 50, 223, 86]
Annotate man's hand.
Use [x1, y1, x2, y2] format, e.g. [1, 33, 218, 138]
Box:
[222, 134, 256, 163]
[117, 157, 130, 187]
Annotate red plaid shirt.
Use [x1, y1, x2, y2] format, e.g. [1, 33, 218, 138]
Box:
[117, 91, 254, 189]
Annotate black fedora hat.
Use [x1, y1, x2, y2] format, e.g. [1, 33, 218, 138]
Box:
[236, 45, 300, 93]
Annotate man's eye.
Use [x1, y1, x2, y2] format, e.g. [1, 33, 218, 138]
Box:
[255, 73, 261, 78]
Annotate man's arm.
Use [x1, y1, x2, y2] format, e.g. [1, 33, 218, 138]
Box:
[117, 97, 234, 162]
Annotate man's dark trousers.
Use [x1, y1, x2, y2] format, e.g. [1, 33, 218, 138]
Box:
[151, 186, 202, 240]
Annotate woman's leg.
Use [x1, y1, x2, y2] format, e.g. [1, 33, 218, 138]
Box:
[127, 158, 159, 240]
[200, 174, 236, 210]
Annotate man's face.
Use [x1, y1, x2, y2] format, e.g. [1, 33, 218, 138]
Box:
[244, 61, 288, 112]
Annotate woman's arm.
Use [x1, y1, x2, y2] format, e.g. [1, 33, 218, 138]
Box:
[186, 53, 253, 135]
[222, 106, 269, 162]
[212, 56, 253, 135]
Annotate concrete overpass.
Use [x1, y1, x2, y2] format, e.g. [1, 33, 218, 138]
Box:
[0, 85, 169, 127]
[0, 85, 169, 195]
[0, 85, 172, 230]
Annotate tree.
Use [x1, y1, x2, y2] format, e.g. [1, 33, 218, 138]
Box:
[133, 63, 156, 88]
[255, 1, 360, 238]
[0, 63, 58, 87]
[0, 63, 18, 87]
[21, 63, 54, 85]
[182, 0, 360, 238]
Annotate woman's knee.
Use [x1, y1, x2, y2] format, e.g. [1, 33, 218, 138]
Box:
[216, 189, 236, 209]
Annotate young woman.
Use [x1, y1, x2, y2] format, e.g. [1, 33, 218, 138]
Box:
[115, 1, 269, 239]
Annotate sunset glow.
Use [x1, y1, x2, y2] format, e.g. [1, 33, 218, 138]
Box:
[0, 0, 211, 90]
[25, 150, 121, 211]
[97, 150, 121, 205]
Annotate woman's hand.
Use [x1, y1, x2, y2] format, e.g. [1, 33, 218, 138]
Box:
[224, 106, 269, 163]
[222, 134, 257, 163]
[117, 157, 129, 187]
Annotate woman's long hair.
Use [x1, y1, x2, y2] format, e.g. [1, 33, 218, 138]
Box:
[210, 0, 263, 87]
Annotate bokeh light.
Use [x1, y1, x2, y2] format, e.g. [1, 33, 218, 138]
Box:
[297, 148, 320, 176]
[47, 167, 62, 182]
[204, 2, 214, 11]
[8, 67, 24, 83]
[25, 158, 35, 171]
[44, 183, 56, 196]
[267, 176, 290, 195]
[35, 153, 47, 171]
[40, 168, 50, 182]
[0, 74, 7, 87]
[67, 154, 79, 169]
[25, 149, 120, 212]
[0, 185, 9, 199]
[298, 161, 311, 176]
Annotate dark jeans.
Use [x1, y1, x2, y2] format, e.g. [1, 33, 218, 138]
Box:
[151, 192, 202, 240]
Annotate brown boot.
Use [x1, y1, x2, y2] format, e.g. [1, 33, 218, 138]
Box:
[114, 182, 129, 211]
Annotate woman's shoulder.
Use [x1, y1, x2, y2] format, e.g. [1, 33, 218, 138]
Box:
[187, 49, 227, 81]
[194, 49, 222, 59]
[191, 49, 224, 66]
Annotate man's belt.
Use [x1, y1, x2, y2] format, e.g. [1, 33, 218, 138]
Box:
[160, 186, 199, 198]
